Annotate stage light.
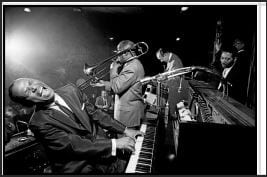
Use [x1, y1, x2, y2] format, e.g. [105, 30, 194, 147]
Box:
[24, 8, 31, 13]
[181, 7, 189, 12]
[73, 7, 82, 12]
[6, 36, 29, 60]
[176, 37, 181, 41]
[5, 32, 36, 63]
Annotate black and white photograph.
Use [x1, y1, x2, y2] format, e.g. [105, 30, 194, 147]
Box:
[2, 2, 264, 175]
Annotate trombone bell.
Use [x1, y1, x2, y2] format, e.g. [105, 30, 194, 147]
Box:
[83, 63, 97, 76]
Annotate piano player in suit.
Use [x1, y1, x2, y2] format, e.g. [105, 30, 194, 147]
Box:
[8, 78, 144, 174]
[218, 46, 249, 104]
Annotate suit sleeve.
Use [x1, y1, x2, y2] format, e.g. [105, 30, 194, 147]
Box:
[109, 62, 138, 95]
[30, 114, 113, 160]
[171, 54, 184, 70]
[84, 100, 126, 133]
[76, 85, 126, 133]
[91, 109, 126, 133]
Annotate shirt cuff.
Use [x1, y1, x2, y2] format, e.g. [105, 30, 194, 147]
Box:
[123, 127, 128, 134]
[111, 139, 116, 156]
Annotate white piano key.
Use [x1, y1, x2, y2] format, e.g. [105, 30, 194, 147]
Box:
[125, 124, 147, 173]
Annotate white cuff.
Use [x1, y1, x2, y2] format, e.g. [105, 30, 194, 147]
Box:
[124, 127, 128, 134]
[111, 139, 116, 156]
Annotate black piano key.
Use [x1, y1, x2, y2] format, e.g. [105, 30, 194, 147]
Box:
[135, 171, 146, 173]
[142, 144, 153, 149]
[144, 137, 154, 141]
[140, 148, 153, 154]
[146, 128, 155, 133]
[138, 158, 152, 165]
[145, 130, 155, 135]
[136, 164, 151, 172]
[146, 132, 155, 136]
[142, 142, 154, 149]
[144, 134, 154, 138]
[143, 138, 152, 142]
[143, 138, 154, 142]
[144, 137, 155, 141]
[139, 154, 152, 160]
[143, 139, 154, 144]
[145, 131, 156, 136]
[139, 152, 153, 159]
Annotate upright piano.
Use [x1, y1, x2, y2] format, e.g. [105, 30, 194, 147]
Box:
[126, 80, 256, 174]
[172, 80, 256, 174]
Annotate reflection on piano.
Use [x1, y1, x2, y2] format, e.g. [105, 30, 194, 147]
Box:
[188, 80, 255, 126]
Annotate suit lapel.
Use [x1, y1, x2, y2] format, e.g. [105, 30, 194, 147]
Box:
[47, 108, 82, 130]
[225, 63, 237, 85]
[56, 87, 92, 132]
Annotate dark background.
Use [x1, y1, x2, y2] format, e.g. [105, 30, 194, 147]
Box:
[4, 5, 257, 104]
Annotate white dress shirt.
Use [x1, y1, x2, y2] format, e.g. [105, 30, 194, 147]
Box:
[166, 53, 174, 71]
[218, 64, 235, 90]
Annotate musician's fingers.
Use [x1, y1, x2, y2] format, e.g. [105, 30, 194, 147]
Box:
[126, 144, 135, 152]
[128, 137, 136, 144]
[127, 135, 135, 142]
[135, 131, 145, 138]
[139, 131, 145, 136]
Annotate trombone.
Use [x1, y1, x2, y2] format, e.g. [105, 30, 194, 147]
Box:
[79, 42, 149, 91]
[139, 66, 222, 84]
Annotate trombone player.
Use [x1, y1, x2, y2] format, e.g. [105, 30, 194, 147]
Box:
[87, 40, 145, 130]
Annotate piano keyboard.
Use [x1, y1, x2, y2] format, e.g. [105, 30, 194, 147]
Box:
[125, 123, 157, 173]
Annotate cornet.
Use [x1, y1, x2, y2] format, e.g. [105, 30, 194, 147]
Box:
[79, 42, 149, 91]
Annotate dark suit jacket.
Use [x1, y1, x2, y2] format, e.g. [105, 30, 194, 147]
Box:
[29, 83, 126, 173]
[224, 60, 249, 104]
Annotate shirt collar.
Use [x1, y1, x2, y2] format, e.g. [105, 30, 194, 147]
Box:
[168, 53, 172, 62]
[238, 49, 245, 53]
[49, 93, 64, 107]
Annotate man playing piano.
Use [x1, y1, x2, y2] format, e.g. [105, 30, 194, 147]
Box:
[8, 78, 144, 173]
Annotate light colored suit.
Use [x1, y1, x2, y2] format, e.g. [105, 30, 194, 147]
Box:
[105, 59, 145, 127]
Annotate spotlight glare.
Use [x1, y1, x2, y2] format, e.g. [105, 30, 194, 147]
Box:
[5, 34, 32, 62]
[73, 7, 82, 12]
[176, 37, 181, 41]
[24, 8, 31, 13]
[181, 7, 189, 12]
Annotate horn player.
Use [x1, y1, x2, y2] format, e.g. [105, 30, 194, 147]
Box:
[93, 40, 145, 130]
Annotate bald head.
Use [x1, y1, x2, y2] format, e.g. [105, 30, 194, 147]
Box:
[116, 40, 135, 63]
[9, 78, 55, 107]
